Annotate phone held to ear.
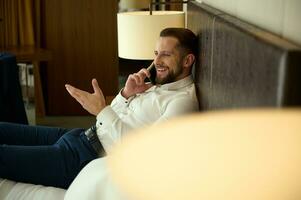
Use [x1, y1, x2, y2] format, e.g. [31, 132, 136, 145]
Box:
[146, 62, 156, 84]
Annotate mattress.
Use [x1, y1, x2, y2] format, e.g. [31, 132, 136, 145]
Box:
[0, 178, 65, 200]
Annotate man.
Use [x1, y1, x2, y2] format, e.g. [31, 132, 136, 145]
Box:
[0, 28, 199, 189]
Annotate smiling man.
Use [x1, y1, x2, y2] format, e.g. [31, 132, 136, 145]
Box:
[154, 33, 194, 84]
[65, 28, 199, 154]
[0, 28, 199, 189]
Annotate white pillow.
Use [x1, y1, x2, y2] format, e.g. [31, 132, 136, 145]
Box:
[64, 157, 127, 200]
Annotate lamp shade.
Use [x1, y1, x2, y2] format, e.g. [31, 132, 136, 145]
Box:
[117, 11, 185, 60]
[108, 109, 301, 200]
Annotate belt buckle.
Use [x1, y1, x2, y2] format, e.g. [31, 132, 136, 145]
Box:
[84, 125, 106, 157]
[85, 125, 97, 141]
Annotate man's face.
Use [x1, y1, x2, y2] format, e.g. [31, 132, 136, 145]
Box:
[154, 36, 185, 84]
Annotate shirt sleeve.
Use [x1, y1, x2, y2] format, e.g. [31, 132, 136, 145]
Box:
[95, 90, 136, 153]
[95, 88, 198, 153]
[110, 89, 135, 112]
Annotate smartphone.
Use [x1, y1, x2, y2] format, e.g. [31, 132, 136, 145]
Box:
[146, 62, 156, 84]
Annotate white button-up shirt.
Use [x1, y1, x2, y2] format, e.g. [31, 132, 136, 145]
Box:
[96, 75, 199, 152]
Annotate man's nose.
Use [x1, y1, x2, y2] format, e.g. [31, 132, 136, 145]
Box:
[154, 55, 161, 66]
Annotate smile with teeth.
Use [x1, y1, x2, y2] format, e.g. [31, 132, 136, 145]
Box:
[156, 67, 168, 73]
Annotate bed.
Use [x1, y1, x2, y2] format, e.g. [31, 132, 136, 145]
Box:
[188, 1, 301, 110]
[1, 1, 301, 199]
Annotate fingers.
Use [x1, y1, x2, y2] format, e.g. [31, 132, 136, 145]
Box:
[128, 69, 150, 85]
[92, 78, 103, 96]
[65, 84, 79, 97]
[140, 68, 151, 78]
[131, 73, 143, 85]
[92, 78, 106, 103]
[65, 84, 86, 105]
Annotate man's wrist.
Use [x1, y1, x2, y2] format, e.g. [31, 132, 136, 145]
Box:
[94, 104, 106, 116]
[121, 88, 132, 99]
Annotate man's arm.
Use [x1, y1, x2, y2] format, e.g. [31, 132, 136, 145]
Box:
[64, 69, 154, 152]
[65, 68, 153, 116]
[93, 68, 154, 153]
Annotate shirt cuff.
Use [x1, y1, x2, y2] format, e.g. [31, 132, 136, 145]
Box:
[115, 89, 135, 104]
[96, 106, 119, 128]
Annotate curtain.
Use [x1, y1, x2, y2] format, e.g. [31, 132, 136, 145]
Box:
[0, 0, 35, 48]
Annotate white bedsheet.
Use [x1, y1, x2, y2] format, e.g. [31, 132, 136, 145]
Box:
[0, 178, 65, 200]
[0, 157, 126, 200]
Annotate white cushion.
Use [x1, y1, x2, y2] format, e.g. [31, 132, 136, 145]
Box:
[64, 157, 126, 200]
[0, 178, 66, 200]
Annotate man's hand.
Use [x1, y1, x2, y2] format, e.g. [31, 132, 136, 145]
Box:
[65, 79, 106, 116]
[122, 68, 153, 99]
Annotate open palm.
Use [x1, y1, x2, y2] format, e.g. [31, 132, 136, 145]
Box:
[65, 79, 106, 116]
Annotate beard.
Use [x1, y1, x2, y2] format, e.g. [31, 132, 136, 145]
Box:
[155, 63, 183, 85]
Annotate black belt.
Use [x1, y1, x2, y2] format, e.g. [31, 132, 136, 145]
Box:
[84, 125, 106, 157]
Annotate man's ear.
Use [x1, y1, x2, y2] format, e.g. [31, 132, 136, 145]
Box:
[183, 54, 195, 68]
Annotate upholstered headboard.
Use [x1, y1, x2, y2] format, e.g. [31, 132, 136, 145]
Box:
[187, 1, 301, 111]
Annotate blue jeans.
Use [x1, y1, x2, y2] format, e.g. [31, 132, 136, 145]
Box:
[0, 122, 98, 189]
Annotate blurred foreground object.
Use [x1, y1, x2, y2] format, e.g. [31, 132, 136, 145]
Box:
[108, 109, 301, 200]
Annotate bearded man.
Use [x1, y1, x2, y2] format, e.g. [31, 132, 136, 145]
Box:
[0, 28, 199, 189]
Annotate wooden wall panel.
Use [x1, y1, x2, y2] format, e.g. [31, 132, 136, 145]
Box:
[41, 0, 118, 115]
[165, 0, 183, 11]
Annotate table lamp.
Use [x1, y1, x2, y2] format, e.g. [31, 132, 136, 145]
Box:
[117, 1, 186, 60]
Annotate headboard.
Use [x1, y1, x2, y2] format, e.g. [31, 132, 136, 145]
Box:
[187, 1, 301, 111]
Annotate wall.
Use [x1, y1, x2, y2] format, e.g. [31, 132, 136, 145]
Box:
[41, 0, 119, 115]
[196, 0, 301, 46]
[187, 2, 301, 110]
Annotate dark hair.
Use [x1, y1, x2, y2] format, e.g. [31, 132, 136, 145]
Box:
[160, 28, 198, 57]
